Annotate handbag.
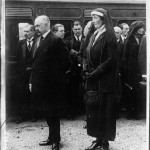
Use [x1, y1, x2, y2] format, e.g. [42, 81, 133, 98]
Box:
[84, 90, 99, 105]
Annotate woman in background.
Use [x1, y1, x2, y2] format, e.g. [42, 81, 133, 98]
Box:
[122, 21, 145, 120]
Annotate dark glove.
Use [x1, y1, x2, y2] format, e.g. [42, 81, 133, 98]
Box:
[84, 71, 91, 80]
[138, 74, 143, 82]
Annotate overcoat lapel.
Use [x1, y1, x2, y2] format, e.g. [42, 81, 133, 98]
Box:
[33, 32, 52, 59]
[92, 32, 105, 50]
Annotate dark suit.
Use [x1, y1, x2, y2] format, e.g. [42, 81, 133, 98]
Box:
[31, 31, 69, 142]
[116, 39, 124, 117]
[16, 38, 35, 117]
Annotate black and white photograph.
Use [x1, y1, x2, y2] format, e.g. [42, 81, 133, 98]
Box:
[1, 0, 149, 150]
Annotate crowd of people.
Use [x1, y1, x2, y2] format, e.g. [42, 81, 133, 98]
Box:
[15, 7, 146, 150]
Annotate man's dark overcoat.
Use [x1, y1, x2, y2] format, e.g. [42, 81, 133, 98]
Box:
[85, 31, 118, 141]
[65, 35, 83, 74]
[16, 38, 35, 108]
[31, 32, 69, 111]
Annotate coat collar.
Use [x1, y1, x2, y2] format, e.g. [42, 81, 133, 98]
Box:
[92, 32, 105, 49]
[33, 31, 52, 58]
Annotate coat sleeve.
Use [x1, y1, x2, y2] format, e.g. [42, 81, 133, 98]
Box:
[16, 41, 22, 79]
[56, 38, 71, 72]
[89, 41, 117, 79]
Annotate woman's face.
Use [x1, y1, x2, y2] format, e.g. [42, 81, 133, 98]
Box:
[92, 15, 103, 29]
[137, 27, 145, 35]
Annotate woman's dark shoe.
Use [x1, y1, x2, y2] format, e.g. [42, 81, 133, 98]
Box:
[85, 139, 102, 150]
[52, 142, 59, 150]
[101, 140, 109, 150]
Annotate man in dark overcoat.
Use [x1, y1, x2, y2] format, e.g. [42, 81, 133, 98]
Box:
[119, 23, 129, 43]
[114, 26, 124, 118]
[30, 15, 69, 150]
[65, 20, 84, 119]
[16, 24, 36, 123]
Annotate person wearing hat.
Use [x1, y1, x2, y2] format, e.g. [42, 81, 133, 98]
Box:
[122, 21, 145, 120]
[83, 8, 118, 150]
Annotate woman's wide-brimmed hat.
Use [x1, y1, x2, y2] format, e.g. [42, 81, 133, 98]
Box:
[129, 21, 145, 34]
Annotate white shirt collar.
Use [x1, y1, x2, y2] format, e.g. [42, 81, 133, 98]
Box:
[74, 35, 82, 42]
[121, 35, 127, 41]
[27, 37, 34, 42]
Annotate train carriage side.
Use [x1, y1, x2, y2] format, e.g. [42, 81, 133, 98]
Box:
[5, 0, 146, 114]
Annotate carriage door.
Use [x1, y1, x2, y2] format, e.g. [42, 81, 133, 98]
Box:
[5, 18, 33, 114]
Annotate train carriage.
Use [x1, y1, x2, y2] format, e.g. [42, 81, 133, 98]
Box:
[5, 0, 146, 113]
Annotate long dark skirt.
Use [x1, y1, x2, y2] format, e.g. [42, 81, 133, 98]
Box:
[86, 92, 116, 141]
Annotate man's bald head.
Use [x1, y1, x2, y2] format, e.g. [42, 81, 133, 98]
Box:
[34, 15, 50, 35]
[114, 26, 122, 40]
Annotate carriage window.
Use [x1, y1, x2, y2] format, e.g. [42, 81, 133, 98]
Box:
[110, 9, 146, 18]
[46, 8, 82, 18]
[83, 20, 91, 28]
[6, 7, 33, 17]
[117, 20, 137, 26]
[6, 19, 33, 108]
[84, 9, 92, 18]
[6, 19, 33, 58]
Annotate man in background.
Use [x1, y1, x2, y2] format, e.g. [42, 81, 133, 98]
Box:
[65, 20, 84, 119]
[114, 26, 124, 119]
[16, 24, 37, 124]
[119, 23, 129, 43]
[30, 15, 69, 150]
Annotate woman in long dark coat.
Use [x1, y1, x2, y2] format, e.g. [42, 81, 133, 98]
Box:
[83, 8, 118, 150]
[122, 21, 145, 120]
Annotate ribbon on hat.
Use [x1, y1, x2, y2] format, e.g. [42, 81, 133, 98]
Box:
[91, 10, 104, 17]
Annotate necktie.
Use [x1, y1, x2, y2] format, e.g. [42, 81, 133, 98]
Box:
[28, 41, 31, 51]
[92, 32, 98, 46]
[123, 37, 126, 43]
[39, 36, 44, 46]
[77, 36, 80, 42]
